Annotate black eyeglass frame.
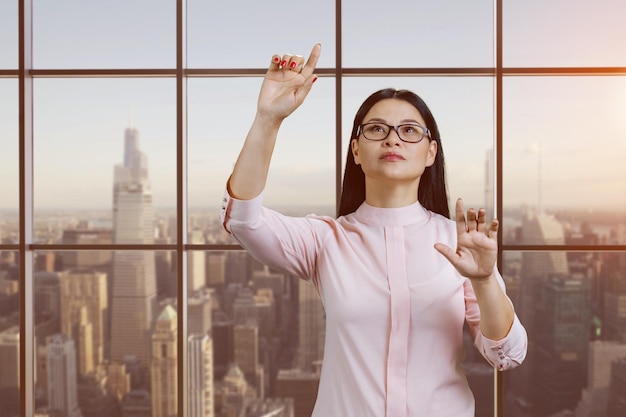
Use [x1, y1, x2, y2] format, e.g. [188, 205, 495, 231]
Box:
[357, 122, 432, 143]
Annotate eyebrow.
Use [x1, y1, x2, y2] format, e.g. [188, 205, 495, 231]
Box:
[364, 117, 423, 125]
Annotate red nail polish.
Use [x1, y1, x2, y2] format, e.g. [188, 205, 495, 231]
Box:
[280, 60, 287, 67]
[289, 61, 297, 69]
[312, 76, 318, 83]
[273, 57, 280, 63]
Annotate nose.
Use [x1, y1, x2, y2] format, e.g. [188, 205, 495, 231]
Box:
[383, 127, 402, 146]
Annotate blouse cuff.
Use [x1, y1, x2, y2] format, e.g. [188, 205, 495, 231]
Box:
[479, 314, 528, 371]
[220, 188, 264, 234]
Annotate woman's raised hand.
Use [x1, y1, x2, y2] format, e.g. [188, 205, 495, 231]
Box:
[257, 43, 321, 121]
[434, 198, 499, 281]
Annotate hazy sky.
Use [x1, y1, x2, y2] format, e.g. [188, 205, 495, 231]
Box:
[1, 0, 626, 214]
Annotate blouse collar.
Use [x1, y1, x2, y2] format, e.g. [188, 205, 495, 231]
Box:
[353, 200, 431, 227]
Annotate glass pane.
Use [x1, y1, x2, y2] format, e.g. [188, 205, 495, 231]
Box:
[187, 77, 336, 222]
[502, 250, 626, 417]
[503, 76, 626, 218]
[342, 77, 496, 218]
[504, 0, 626, 67]
[343, 0, 494, 68]
[33, 0, 175, 69]
[33, 250, 177, 416]
[0, 80, 19, 243]
[197, 250, 319, 413]
[33, 78, 177, 242]
[187, 0, 335, 68]
[0, 0, 18, 69]
[0, 251, 19, 417]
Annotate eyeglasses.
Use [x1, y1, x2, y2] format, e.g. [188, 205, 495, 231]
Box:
[358, 122, 430, 143]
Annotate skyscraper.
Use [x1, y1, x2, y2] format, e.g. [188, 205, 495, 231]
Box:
[59, 269, 107, 375]
[0, 326, 20, 417]
[151, 305, 177, 417]
[47, 334, 83, 417]
[188, 334, 214, 417]
[296, 280, 325, 372]
[188, 230, 206, 293]
[109, 127, 157, 371]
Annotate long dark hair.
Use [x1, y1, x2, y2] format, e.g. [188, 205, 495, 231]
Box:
[337, 88, 450, 218]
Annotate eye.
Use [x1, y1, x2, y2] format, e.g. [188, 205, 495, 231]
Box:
[400, 124, 422, 136]
[365, 123, 386, 133]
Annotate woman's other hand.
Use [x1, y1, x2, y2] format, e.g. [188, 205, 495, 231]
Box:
[257, 43, 321, 122]
[434, 198, 499, 281]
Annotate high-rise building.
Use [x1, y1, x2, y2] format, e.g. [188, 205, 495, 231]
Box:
[0, 326, 20, 417]
[574, 341, 626, 417]
[151, 305, 177, 417]
[275, 369, 320, 417]
[601, 251, 626, 343]
[188, 334, 214, 417]
[188, 230, 206, 293]
[47, 334, 83, 417]
[59, 269, 108, 374]
[212, 314, 234, 381]
[512, 209, 569, 408]
[110, 127, 157, 372]
[234, 324, 263, 398]
[607, 357, 626, 417]
[296, 280, 325, 372]
[533, 274, 591, 417]
[206, 253, 226, 289]
[188, 289, 213, 337]
[61, 229, 113, 272]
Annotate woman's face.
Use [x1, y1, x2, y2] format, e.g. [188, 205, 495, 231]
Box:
[351, 98, 437, 188]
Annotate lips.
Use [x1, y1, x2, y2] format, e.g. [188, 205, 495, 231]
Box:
[380, 152, 405, 161]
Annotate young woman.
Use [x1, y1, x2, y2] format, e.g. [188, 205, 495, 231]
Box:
[220, 44, 527, 417]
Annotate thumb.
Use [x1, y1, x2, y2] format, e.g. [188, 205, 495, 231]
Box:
[434, 243, 457, 266]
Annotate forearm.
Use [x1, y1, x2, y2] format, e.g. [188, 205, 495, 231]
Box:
[229, 113, 283, 200]
[470, 273, 515, 340]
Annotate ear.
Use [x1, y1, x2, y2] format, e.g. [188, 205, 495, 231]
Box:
[425, 139, 437, 167]
[351, 138, 361, 165]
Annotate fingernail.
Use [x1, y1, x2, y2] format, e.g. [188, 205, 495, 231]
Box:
[289, 61, 297, 69]
[312, 76, 318, 83]
[273, 57, 280, 63]
[280, 60, 287, 67]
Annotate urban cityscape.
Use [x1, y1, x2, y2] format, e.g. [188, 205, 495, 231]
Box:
[0, 126, 625, 417]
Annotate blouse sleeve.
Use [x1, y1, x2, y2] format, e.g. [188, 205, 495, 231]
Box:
[220, 188, 327, 282]
[464, 270, 528, 371]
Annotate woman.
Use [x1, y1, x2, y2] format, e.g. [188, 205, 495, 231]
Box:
[220, 44, 527, 417]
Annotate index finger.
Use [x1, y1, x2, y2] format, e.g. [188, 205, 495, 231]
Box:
[300, 43, 321, 78]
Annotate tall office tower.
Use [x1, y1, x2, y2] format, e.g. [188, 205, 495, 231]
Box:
[252, 267, 286, 332]
[234, 324, 263, 396]
[188, 334, 214, 417]
[532, 274, 591, 417]
[47, 334, 83, 417]
[120, 390, 151, 417]
[188, 289, 213, 337]
[59, 269, 107, 374]
[0, 326, 20, 417]
[188, 230, 206, 293]
[76, 370, 120, 417]
[484, 148, 494, 222]
[607, 357, 626, 417]
[512, 209, 569, 406]
[212, 314, 234, 381]
[214, 364, 256, 417]
[34, 271, 61, 342]
[574, 341, 626, 417]
[110, 127, 157, 372]
[601, 251, 626, 343]
[275, 369, 320, 417]
[103, 362, 131, 403]
[206, 253, 226, 289]
[233, 287, 258, 326]
[226, 252, 252, 286]
[296, 280, 325, 372]
[151, 305, 177, 417]
[254, 289, 275, 341]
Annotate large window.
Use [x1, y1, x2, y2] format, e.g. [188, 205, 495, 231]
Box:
[3, 1, 626, 417]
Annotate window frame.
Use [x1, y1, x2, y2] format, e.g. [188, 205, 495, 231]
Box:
[6, 1, 626, 416]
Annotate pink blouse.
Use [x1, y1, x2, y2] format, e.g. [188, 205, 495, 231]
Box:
[221, 191, 527, 417]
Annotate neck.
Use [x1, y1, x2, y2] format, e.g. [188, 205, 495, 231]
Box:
[364, 179, 420, 208]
